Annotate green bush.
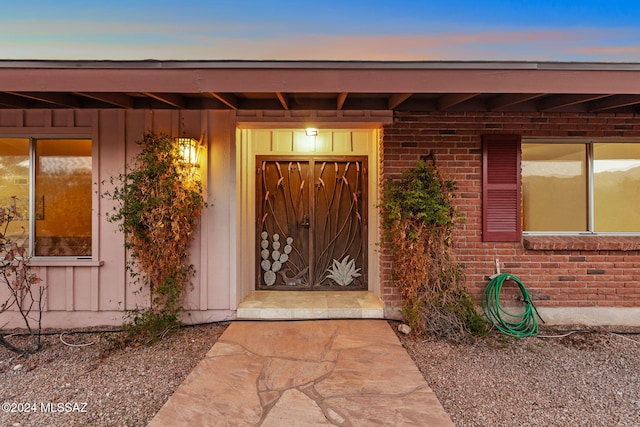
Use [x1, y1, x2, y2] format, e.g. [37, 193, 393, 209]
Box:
[381, 161, 486, 339]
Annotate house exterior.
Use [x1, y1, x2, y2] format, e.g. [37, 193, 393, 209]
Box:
[1, 60, 640, 328]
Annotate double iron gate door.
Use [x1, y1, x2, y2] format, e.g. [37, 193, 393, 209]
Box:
[256, 157, 367, 290]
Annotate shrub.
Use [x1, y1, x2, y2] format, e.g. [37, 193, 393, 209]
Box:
[104, 132, 205, 344]
[0, 197, 45, 353]
[381, 160, 486, 339]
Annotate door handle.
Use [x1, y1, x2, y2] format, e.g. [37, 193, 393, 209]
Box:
[300, 215, 310, 228]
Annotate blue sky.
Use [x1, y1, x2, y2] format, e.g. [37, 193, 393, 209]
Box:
[1, 0, 639, 61]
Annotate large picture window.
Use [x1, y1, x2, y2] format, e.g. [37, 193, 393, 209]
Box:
[0, 138, 92, 257]
[522, 142, 640, 233]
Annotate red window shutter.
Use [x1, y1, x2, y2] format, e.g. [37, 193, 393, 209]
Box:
[482, 134, 521, 242]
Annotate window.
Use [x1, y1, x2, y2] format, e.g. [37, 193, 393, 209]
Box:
[523, 142, 640, 233]
[483, 135, 640, 241]
[522, 143, 587, 232]
[0, 138, 92, 257]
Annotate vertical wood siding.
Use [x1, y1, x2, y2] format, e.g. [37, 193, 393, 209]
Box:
[0, 109, 237, 327]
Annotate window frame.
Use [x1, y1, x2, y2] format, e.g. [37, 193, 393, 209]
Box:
[522, 138, 640, 236]
[0, 135, 97, 261]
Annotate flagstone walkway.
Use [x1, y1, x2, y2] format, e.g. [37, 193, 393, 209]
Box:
[148, 320, 453, 426]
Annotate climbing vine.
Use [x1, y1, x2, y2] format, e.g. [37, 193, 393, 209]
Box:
[381, 160, 486, 339]
[104, 132, 205, 343]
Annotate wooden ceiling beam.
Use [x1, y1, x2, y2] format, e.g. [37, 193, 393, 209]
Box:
[0, 92, 30, 108]
[388, 93, 413, 109]
[588, 94, 640, 112]
[74, 92, 135, 108]
[539, 94, 610, 111]
[208, 92, 238, 109]
[276, 92, 289, 110]
[7, 92, 83, 108]
[487, 93, 546, 110]
[142, 92, 186, 108]
[337, 92, 348, 110]
[437, 93, 479, 111]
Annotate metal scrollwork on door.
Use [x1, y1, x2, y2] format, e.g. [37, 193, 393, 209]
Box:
[259, 232, 295, 286]
[313, 160, 366, 289]
[256, 157, 367, 290]
[257, 160, 310, 288]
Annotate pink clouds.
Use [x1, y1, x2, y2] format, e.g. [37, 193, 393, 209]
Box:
[188, 29, 639, 61]
[572, 45, 640, 55]
[0, 22, 638, 61]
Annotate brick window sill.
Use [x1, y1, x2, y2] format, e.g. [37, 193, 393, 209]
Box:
[522, 235, 640, 251]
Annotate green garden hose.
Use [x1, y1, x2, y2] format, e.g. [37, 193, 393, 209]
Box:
[482, 273, 544, 338]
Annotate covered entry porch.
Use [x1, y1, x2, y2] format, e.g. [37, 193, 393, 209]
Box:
[235, 126, 386, 319]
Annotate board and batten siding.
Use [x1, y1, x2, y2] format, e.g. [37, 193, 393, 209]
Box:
[0, 109, 237, 328]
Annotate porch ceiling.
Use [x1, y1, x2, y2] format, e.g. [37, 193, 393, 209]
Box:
[1, 60, 640, 113]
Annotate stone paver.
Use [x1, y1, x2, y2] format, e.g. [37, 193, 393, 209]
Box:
[148, 320, 453, 426]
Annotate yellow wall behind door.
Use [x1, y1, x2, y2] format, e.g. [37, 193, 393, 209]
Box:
[251, 129, 374, 155]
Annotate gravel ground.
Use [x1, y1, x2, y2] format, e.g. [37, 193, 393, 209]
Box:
[2, 321, 639, 426]
[0, 323, 228, 427]
[396, 324, 640, 427]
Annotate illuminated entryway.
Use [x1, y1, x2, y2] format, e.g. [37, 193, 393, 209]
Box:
[237, 127, 381, 299]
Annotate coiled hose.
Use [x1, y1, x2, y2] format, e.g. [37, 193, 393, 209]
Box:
[482, 273, 544, 338]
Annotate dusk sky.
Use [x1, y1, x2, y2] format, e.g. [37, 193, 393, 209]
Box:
[1, 0, 639, 61]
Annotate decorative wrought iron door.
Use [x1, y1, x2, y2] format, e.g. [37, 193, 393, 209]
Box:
[257, 157, 367, 290]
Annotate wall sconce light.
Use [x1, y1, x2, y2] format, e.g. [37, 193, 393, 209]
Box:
[305, 128, 319, 137]
[176, 137, 201, 166]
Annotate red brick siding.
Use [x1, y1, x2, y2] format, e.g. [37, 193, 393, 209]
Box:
[381, 111, 640, 310]
[379, 127, 404, 306]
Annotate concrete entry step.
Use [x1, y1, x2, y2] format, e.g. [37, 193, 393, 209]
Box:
[148, 320, 454, 426]
[237, 290, 384, 320]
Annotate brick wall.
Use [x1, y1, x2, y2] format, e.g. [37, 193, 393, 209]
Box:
[381, 111, 640, 311]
